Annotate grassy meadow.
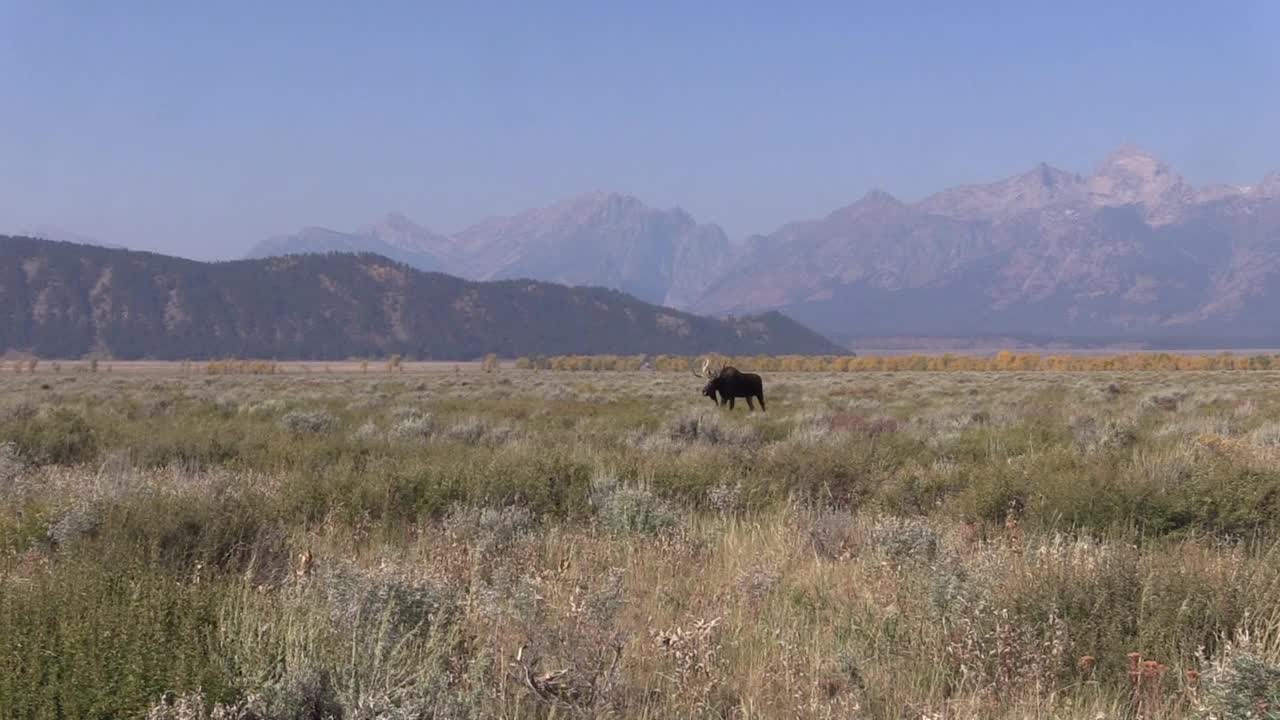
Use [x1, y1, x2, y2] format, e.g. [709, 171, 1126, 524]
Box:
[3, 364, 1280, 718]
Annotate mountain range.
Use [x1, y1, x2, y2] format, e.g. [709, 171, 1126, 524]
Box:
[703, 148, 1280, 346]
[0, 235, 841, 360]
[249, 147, 1280, 347]
[249, 193, 731, 310]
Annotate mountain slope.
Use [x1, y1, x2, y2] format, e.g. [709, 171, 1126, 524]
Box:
[248, 193, 730, 309]
[0, 236, 841, 360]
[453, 192, 731, 307]
[224, 146, 1280, 346]
[20, 225, 127, 250]
[247, 213, 453, 272]
[698, 147, 1280, 346]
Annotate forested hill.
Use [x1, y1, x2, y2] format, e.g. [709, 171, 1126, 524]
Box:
[0, 236, 843, 360]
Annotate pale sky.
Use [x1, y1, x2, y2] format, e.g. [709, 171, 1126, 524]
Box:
[1, 1, 1278, 259]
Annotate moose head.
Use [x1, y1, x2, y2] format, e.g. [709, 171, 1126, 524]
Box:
[692, 356, 726, 403]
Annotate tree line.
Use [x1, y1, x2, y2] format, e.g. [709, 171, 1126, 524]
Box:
[514, 351, 1280, 372]
[12, 351, 1280, 374]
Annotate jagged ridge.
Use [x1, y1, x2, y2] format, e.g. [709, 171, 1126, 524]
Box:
[698, 147, 1280, 345]
[248, 192, 731, 309]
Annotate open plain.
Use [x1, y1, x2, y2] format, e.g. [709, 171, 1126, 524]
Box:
[3, 365, 1280, 718]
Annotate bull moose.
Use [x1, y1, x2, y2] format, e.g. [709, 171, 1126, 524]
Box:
[693, 357, 766, 411]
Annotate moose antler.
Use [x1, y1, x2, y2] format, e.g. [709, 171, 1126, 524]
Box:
[512, 644, 592, 708]
[692, 356, 711, 378]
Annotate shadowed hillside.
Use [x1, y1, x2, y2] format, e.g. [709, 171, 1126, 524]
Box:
[0, 236, 842, 360]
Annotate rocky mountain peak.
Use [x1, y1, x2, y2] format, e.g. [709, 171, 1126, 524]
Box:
[1258, 173, 1280, 198]
[914, 162, 1084, 220]
[1087, 146, 1193, 220]
[486, 191, 655, 234]
[355, 211, 450, 257]
[821, 190, 907, 225]
[1197, 184, 1249, 203]
[844, 190, 904, 214]
[556, 190, 647, 216]
[240, 145, 1280, 339]
[860, 189, 903, 206]
[1023, 161, 1079, 189]
[436, 191, 732, 307]
[1093, 145, 1170, 179]
[376, 211, 423, 231]
[668, 206, 696, 225]
[1004, 162, 1085, 205]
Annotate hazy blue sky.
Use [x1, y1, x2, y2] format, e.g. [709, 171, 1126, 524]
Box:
[1, 2, 1278, 259]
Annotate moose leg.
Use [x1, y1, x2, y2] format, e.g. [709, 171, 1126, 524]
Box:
[757, 393, 766, 411]
[728, 397, 735, 410]
[745, 396, 755, 411]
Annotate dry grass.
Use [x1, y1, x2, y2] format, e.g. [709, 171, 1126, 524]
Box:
[4, 368, 1280, 718]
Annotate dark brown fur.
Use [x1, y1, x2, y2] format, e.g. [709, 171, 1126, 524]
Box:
[702, 366, 766, 411]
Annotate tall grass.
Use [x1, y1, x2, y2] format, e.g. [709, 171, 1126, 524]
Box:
[3, 369, 1280, 717]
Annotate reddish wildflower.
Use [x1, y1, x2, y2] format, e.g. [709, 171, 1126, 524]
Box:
[1078, 656, 1096, 674]
[1127, 652, 1143, 685]
[1004, 515, 1023, 544]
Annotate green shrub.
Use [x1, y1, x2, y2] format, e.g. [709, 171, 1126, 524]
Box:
[0, 441, 25, 487]
[131, 427, 245, 469]
[1198, 632, 1280, 720]
[0, 560, 238, 716]
[0, 408, 99, 465]
[389, 412, 434, 442]
[101, 491, 279, 573]
[590, 474, 676, 534]
[279, 410, 338, 434]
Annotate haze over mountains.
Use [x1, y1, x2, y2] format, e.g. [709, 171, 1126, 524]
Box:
[18, 225, 126, 251]
[247, 146, 1280, 347]
[250, 193, 731, 310]
[704, 147, 1280, 346]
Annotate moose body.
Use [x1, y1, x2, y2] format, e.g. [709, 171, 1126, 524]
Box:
[695, 359, 766, 412]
